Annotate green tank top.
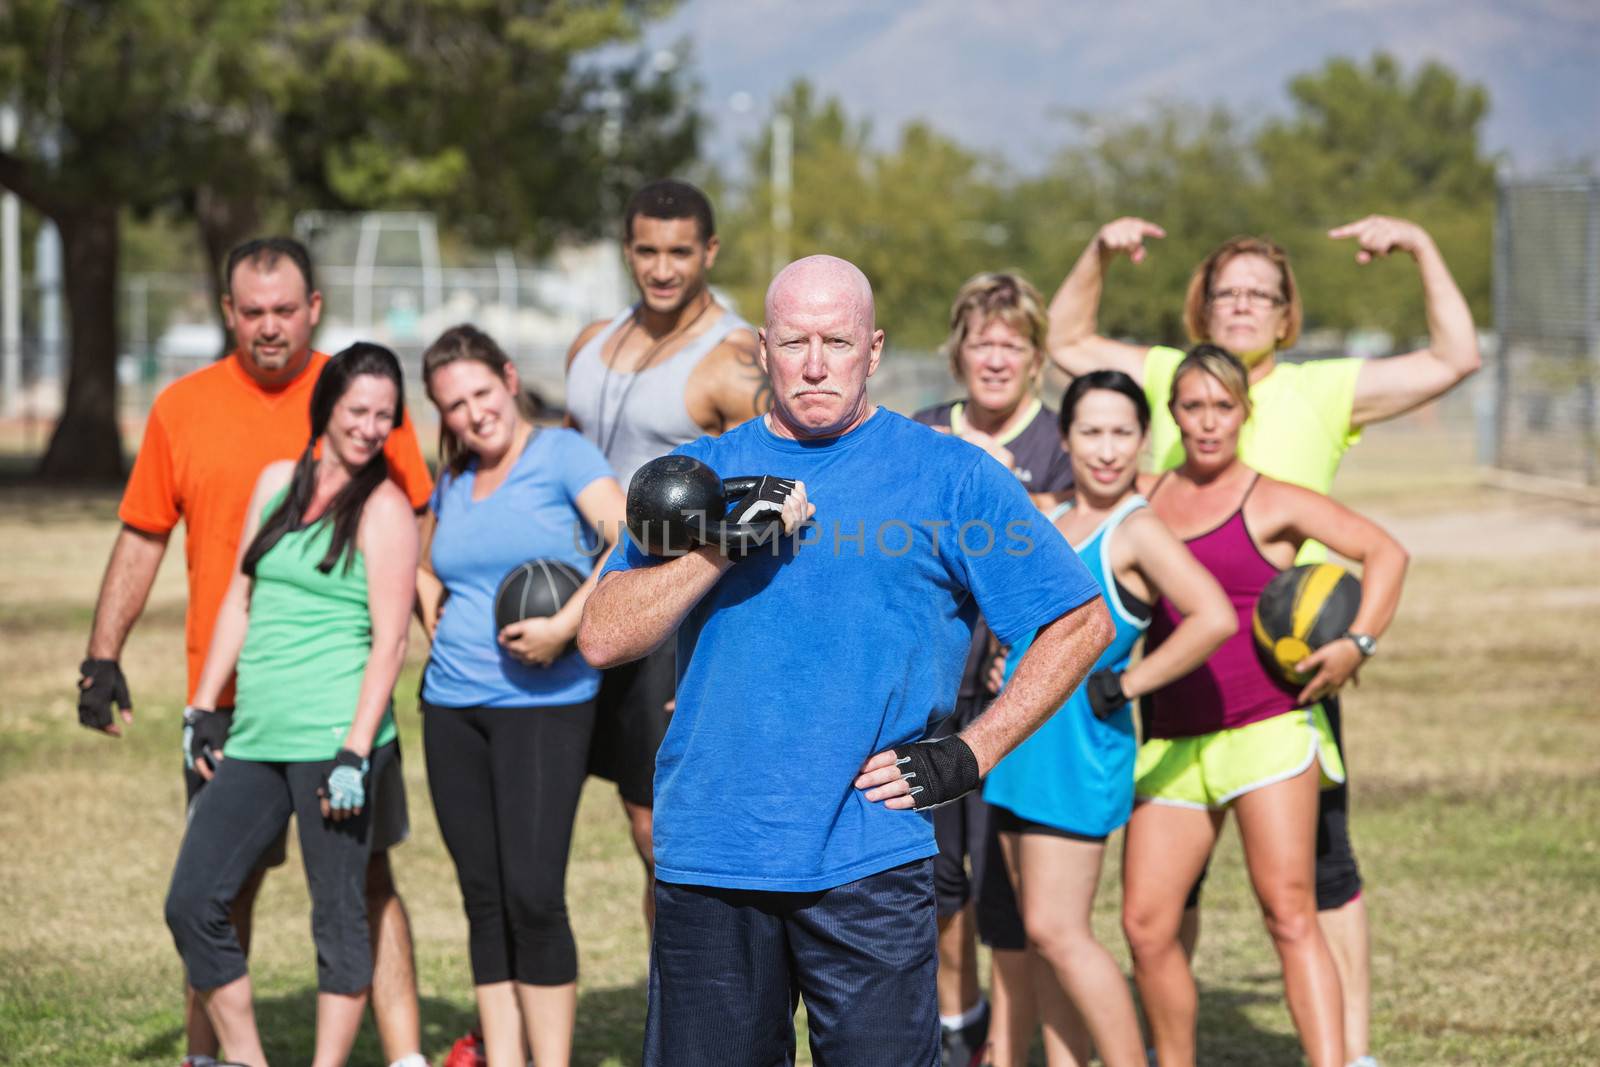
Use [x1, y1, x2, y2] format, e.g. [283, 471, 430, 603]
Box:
[227, 492, 396, 761]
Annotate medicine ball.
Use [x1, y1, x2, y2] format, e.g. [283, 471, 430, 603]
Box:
[1252, 563, 1362, 686]
[626, 454, 726, 556]
[494, 558, 585, 634]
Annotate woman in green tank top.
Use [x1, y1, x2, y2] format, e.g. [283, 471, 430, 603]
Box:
[165, 344, 420, 1067]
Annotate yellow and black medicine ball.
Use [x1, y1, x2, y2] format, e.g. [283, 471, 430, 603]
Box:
[1252, 563, 1362, 686]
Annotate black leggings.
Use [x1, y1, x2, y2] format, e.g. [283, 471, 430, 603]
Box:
[165, 742, 398, 994]
[422, 699, 595, 986]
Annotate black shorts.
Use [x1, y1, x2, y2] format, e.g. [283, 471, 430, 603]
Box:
[588, 641, 676, 807]
[183, 714, 410, 869]
[930, 696, 1028, 952]
[990, 804, 1108, 845]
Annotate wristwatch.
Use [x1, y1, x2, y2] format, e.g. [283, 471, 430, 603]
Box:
[1344, 632, 1377, 658]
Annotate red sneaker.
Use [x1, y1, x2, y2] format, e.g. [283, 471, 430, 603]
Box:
[443, 1031, 487, 1067]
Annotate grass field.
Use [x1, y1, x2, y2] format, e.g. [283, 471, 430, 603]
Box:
[1, 424, 1596, 1066]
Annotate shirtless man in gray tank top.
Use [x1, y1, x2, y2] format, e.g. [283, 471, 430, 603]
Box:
[565, 179, 767, 926]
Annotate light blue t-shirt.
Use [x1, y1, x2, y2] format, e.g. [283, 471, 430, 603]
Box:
[423, 428, 615, 709]
[601, 410, 1103, 892]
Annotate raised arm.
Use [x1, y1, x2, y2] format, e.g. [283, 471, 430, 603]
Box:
[1115, 510, 1236, 700]
[79, 525, 170, 734]
[1046, 217, 1165, 381]
[1332, 215, 1482, 427]
[579, 479, 814, 668]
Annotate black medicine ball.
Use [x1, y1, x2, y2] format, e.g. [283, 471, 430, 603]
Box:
[1252, 563, 1362, 687]
[494, 558, 585, 634]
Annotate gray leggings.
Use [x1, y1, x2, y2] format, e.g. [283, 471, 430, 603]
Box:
[165, 742, 397, 994]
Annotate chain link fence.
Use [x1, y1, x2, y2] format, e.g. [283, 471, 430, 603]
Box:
[1491, 174, 1600, 488]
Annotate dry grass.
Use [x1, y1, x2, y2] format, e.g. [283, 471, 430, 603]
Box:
[1, 423, 1596, 1065]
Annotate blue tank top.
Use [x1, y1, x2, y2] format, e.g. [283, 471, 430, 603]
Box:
[983, 495, 1150, 836]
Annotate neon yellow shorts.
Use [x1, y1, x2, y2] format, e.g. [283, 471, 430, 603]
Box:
[1133, 705, 1346, 810]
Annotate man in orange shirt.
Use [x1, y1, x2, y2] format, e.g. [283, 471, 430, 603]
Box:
[77, 237, 434, 1067]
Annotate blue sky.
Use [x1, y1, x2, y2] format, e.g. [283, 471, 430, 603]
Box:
[627, 0, 1599, 176]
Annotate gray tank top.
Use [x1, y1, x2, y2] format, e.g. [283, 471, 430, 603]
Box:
[566, 304, 754, 488]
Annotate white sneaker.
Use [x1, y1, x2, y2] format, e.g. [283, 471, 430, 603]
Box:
[1348, 1057, 1382, 1067]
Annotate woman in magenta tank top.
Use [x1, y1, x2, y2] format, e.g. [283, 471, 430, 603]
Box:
[1122, 346, 1409, 1067]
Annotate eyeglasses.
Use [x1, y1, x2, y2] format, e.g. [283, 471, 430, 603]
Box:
[1207, 287, 1286, 309]
[963, 340, 1034, 359]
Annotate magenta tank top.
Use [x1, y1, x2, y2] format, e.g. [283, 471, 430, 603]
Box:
[1145, 476, 1296, 738]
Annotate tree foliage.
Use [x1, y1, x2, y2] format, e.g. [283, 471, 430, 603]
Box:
[720, 54, 1495, 354]
[0, 0, 695, 480]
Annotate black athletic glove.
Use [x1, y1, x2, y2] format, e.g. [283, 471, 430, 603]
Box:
[890, 735, 981, 811]
[1086, 669, 1129, 721]
[718, 475, 798, 558]
[78, 658, 131, 731]
[183, 706, 233, 774]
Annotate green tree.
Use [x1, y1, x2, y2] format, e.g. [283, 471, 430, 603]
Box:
[719, 81, 1014, 350]
[0, 0, 694, 480]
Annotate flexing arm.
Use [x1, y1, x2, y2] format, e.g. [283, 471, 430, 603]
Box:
[1045, 217, 1164, 381]
[1116, 511, 1236, 699]
[856, 597, 1114, 808]
[498, 476, 628, 666]
[79, 526, 170, 733]
[1333, 216, 1482, 427]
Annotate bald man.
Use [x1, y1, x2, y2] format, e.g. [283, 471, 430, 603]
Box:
[579, 255, 1113, 1065]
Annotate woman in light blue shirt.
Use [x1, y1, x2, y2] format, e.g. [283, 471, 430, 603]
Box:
[417, 324, 625, 1067]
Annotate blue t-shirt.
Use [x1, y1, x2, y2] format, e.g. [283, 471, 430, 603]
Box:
[601, 410, 1102, 892]
[423, 428, 615, 709]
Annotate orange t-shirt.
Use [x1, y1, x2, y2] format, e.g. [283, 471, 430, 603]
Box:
[119, 351, 434, 705]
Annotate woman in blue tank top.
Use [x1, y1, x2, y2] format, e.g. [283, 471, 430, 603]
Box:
[984, 372, 1235, 1067]
[417, 325, 626, 1067]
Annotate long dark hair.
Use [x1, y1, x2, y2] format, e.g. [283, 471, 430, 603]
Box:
[422, 324, 537, 477]
[242, 343, 406, 577]
[1058, 370, 1151, 435]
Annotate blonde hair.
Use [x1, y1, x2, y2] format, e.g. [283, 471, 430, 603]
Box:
[1182, 235, 1302, 349]
[1170, 343, 1253, 421]
[940, 271, 1047, 379]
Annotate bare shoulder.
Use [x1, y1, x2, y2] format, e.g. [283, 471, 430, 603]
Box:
[564, 318, 614, 370]
[256, 460, 296, 495]
[362, 479, 415, 528]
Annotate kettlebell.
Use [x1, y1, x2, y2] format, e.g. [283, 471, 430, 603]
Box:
[626, 455, 784, 557]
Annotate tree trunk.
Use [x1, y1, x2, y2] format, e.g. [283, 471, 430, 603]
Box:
[195, 184, 262, 358]
[38, 203, 123, 482]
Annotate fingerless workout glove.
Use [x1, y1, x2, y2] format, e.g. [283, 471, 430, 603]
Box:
[78, 658, 131, 730]
[182, 706, 233, 773]
[321, 748, 370, 814]
[890, 735, 981, 811]
[1085, 669, 1129, 721]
